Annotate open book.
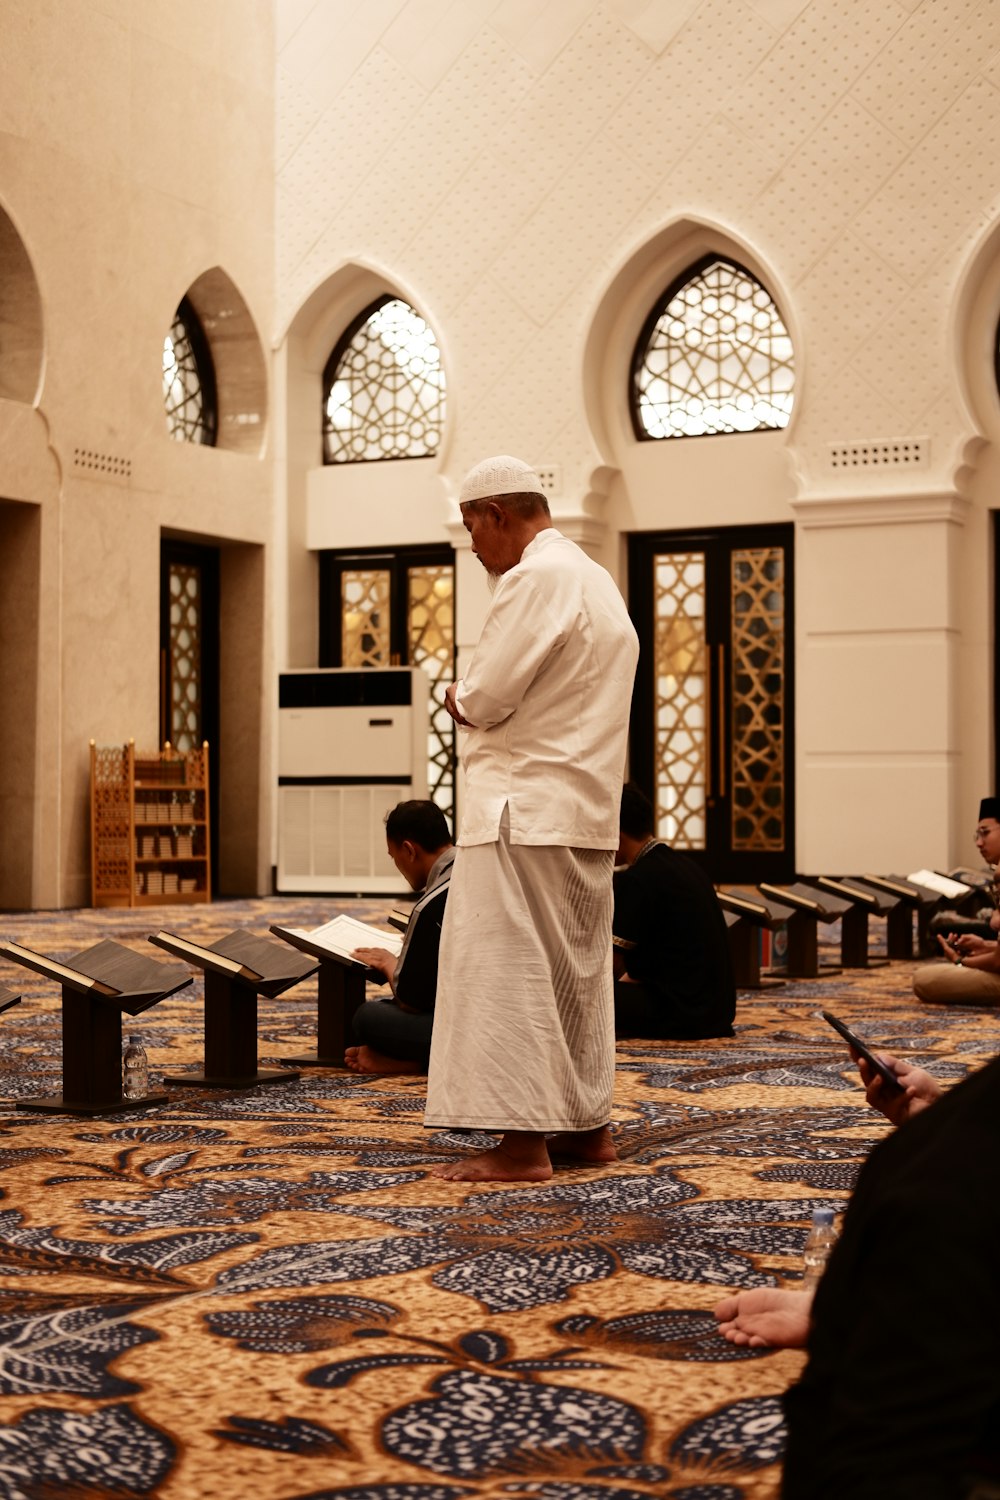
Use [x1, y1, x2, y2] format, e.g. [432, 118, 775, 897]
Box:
[906, 868, 973, 901]
[270, 913, 403, 967]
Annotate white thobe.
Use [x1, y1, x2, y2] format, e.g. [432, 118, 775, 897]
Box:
[425, 528, 639, 1133]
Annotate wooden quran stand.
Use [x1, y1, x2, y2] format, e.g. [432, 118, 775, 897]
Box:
[269, 925, 368, 1067]
[149, 929, 317, 1087]
[0, 938, 190, 1115]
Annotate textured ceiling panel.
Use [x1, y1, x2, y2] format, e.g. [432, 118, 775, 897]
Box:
[849, 266, 958, 426]
[749, 96, 909, 284]
[490, 0, 595, 73]
[798, 231, 912, 365]
[491, 133, 659, 325]
[655, 113, 778, 216]
[604, 0, 776, 178]
[382, 0, 499, 92]
[722, 0, 906, 166]
[608, 0, 702, 55]
[276, 66, 322, 171]
[851, 75, 1000, 283]
[743, 0, 812, 28]
[853, 0, 1000, 144]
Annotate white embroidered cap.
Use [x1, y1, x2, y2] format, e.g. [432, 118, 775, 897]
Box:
[459, 454, 543, 505]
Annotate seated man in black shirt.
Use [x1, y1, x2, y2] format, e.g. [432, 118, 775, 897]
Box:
[612, 783, 735, 1039]
[345, 800, 454, 1075]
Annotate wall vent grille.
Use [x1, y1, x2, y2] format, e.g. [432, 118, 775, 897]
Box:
[536, 465, 561, 496]
[829, 438, 928, 470]
[73, 447, 132, 480]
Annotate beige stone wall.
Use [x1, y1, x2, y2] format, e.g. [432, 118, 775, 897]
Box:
[0, 0, 275, 906]
[275, 0, 1000, 874]
[4, 1, 1000, 904]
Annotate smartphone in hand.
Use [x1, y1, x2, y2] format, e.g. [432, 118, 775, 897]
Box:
[821, 1010, 905, 1095]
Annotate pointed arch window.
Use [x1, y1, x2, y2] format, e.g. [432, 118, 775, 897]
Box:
[323, 296, 446, 464]
[631, 256, 794, 440]
[163, 297, 217, 446]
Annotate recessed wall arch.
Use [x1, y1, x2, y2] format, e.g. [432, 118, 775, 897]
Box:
[283, 261, 453, 469]
[583, 218, 802, 471]
[0, 201, 44, 406]
[951, 213, 1000, 469]
[166, 267, 268, 457]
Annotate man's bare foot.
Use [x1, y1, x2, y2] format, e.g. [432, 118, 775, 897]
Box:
[431, 1130, 553, 1182]
[713, 1287, 813, 1349]
[546, 1124, 618, 1163]
[343, 1045, 424, 1075]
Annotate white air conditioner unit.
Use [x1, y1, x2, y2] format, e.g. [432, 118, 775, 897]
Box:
[276, 667, 429, 893]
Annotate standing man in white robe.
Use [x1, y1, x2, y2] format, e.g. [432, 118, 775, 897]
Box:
[426, 455, 639, 1182]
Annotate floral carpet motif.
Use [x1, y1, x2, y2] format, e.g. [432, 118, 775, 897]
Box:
[0, 898, 995, 1499]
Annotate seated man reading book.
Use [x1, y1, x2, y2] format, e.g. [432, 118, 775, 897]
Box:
[346, 800, 455, 1075]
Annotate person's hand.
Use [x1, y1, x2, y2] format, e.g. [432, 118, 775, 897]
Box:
[714, 1287, 813, 1349]
[946, 932, 992, 956]
[850, 1047, 942, 1126]
[444, 683, 472, 727]
[351, 946, 397, 983]
[990, 907, 1000, 934]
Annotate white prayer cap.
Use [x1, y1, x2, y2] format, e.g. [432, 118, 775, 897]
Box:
[459, 454, 543, 505]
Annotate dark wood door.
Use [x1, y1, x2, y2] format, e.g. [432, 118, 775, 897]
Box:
[160, 540, 219, 892]
[628, 524, 795, 883]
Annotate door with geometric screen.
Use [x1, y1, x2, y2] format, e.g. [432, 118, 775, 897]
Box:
[159, 539, 220, 891]
[319, 544, 457, 827]
[628, 524, 795, 883]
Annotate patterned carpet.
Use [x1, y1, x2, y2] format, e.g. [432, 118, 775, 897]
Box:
[0, 897, 995, 1500]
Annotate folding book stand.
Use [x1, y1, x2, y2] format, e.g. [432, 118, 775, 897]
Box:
[0, 938, 190, 1115]
[717, 891, 785, 989]
[757, 883, 843, 979]
[855, 876, 941, 960]
[804, 877, 889, 970]
[270, 924, 370, 1067]
[0, 986, 21, 1016]
[149, 929, 317, 1088]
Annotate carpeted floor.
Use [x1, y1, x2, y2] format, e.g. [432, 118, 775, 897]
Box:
[0, 898, 995, 1500]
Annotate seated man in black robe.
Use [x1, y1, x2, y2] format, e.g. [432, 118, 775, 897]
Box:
[612, 783, 735, 1039]
[345, 800, 454, 1075]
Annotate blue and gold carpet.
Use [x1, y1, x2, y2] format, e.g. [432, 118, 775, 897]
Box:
[0, 899, 994, 1500]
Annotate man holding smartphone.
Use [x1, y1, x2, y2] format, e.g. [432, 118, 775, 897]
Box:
[716, 1024, 1000, 1495]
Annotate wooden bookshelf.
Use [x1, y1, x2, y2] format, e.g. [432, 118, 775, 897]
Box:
[91, 740, 211, 907]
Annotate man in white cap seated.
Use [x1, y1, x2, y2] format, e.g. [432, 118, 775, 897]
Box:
[425, 455, 639, 1181]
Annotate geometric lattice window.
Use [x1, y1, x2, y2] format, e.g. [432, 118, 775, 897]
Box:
[341, 569, 392, 668]
[408, 565, 456, 823]
[168, 563, 203, 753]
[322, 296, 446, 464]
[320, 546, 457, 827]
[730, 547, 786, 850]
[652, 552, 707, 848]
[163, 297, 217, 446]
[631, 256, 794, 440]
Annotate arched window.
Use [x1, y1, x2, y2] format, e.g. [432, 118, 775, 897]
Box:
[163, 297, 217, 445]
[322, 296, 445, 464]
[631, 256, 794, 440]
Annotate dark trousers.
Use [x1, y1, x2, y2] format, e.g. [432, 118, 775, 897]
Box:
[353, 999, 434, 1069]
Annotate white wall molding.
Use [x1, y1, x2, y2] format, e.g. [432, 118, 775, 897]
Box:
[790, 490, 971, 529]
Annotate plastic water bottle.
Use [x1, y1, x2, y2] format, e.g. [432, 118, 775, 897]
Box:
[122, 1036, 149, 1101]
[801, 1206, 837, 1290]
